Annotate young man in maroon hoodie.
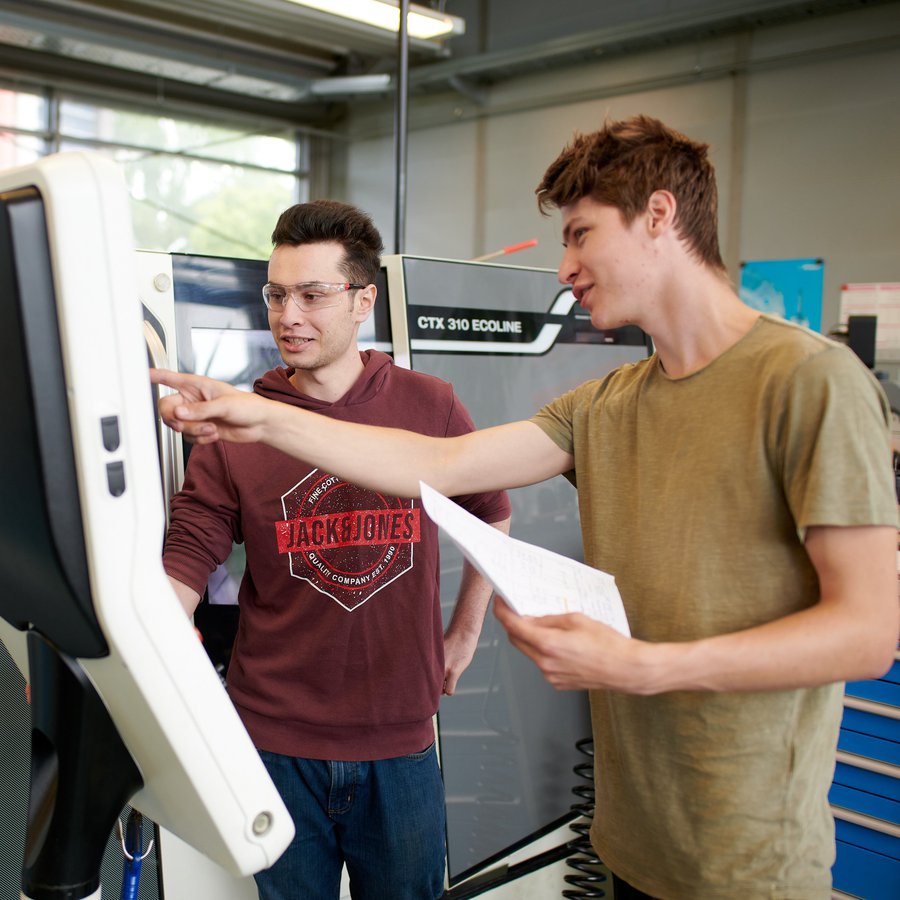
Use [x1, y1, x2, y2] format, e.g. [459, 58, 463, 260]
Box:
[162, 200, 510, 900]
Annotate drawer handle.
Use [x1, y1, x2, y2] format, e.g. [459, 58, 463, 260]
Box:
[844, 694, 900, 722]
[832, 804, 900, 838]
[835, 749, 899, 780]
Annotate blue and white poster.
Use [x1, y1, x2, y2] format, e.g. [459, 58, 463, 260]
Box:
[739, 258, 824, 333]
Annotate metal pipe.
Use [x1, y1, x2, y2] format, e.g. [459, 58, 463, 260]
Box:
[393, 0, 409, 254]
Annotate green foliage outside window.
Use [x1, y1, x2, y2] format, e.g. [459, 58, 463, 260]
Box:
[1, 87, 306, 261]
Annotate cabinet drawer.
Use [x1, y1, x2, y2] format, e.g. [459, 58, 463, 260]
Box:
[841, 703, 900, 743]
[834, 815, 900, 858]
[834, 758, 899, 801]
[830, 782, 900, 825]
[845, 677, 900, 707]
[832, 837, 900, 900]
[837, 727, 900, 767]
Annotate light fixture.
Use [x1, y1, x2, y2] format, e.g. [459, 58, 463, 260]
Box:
[283, 0, 465, 41]
[308, 73, 393, 96]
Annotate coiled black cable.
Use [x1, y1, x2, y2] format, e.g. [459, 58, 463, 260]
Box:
[562, 737, 608, 898]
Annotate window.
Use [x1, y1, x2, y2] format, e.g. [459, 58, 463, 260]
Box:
[0, 85, 308, 259]
[0, 87, 49, 168]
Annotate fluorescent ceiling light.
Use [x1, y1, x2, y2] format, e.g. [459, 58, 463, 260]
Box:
[283, 0, 465, 40]
[309, 73, 392, 96]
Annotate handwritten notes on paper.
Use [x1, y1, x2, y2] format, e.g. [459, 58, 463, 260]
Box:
[419, 482, 630, 637]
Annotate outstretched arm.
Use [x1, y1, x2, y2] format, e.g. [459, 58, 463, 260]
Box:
[443, 518, 511, 695]
[150, 368, 572, 497]
[495, 524, 898, 694]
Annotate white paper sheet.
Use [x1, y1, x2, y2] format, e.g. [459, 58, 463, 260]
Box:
[420, 482, 630, 637]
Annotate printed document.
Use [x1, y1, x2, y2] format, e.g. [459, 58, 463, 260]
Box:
[419, 482, 630, 637]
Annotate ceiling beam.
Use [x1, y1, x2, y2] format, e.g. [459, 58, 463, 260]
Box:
[0, 44, 341, 131]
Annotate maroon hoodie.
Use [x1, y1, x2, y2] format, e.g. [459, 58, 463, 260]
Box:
[164, 350, 510, 760]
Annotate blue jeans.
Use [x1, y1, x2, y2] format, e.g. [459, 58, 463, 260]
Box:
[255, 744, 446, 900]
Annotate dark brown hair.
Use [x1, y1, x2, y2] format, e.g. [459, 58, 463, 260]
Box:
[536, 115, 724, 271]
[271, 199, 384, 284]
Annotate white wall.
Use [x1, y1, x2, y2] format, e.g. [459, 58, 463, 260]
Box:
[740, 45, 900, 333]
[342, 3, 900, 345]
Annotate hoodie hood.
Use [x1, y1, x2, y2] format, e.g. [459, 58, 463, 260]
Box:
[253, 349, 393, 412]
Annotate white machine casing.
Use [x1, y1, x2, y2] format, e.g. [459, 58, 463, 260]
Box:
[0, 151, 294, 876]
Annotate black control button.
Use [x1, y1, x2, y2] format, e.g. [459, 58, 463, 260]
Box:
[101, 416, 120, 452]
[106, 461, 126, 497]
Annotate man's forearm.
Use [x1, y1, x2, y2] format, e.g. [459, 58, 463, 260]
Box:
[445, 519, 511, 640]
[260, 402, 452, 497]
[256, 404, 565, 499]
[443, 519, 511, 694]
[497, 525, 898, 695]
[167, 575, 202, 617]
[636, 599, 897, 694]
[153, 368, 573, 497]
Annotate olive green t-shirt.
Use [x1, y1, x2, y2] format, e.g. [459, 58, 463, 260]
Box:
[531, 315, 896, 899]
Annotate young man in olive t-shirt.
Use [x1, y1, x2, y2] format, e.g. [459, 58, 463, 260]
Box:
[153, 117, 897, 899]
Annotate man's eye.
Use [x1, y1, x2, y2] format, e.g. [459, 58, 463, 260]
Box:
[270, 291, 287, 304]
[302, 292, 328, 304]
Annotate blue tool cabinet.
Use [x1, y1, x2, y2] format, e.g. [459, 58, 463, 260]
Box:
[830, 649, 900, 900]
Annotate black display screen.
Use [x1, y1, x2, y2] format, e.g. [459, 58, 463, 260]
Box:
[0, 185, 105, 658]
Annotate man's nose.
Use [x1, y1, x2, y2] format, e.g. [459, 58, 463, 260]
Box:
[557, 247, 578, 285]
[279, 294, 307, 323]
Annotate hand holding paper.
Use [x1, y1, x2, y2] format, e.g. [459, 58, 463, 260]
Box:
[419, 482, 630, 637]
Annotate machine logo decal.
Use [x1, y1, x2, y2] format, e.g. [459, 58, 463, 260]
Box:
[406, 288, 648, 356]
[277, 471, 417, 611]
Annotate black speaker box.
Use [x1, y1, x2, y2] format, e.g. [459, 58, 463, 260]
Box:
[847, 315, 877, 369]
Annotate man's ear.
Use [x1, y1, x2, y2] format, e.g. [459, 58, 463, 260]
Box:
[354, 284, 376, 322]
[646, 190, 677, 235]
